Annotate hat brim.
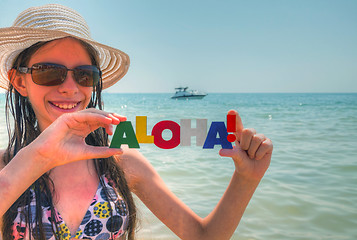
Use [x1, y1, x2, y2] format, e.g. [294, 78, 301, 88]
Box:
[0, 27, 130, 90]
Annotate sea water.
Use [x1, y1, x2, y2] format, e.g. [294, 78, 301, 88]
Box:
[0, 93, 356, 240]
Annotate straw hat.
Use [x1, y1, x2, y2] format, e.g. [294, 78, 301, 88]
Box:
[0, 4, 130, 90]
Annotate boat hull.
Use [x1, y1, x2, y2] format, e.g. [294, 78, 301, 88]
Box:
[171, 94, 207, 100]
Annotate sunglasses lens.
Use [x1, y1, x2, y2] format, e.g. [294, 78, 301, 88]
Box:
[74, 65, 101, 87]
[30, 63, 100, 87]
[31, 63, 66, 86]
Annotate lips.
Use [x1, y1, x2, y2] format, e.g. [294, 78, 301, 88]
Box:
[49, 101, 81, 110]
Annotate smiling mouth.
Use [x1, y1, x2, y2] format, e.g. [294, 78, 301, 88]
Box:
[50, 102, 80, 110]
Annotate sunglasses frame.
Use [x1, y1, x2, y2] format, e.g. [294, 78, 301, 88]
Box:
[17, 62, 102, 87]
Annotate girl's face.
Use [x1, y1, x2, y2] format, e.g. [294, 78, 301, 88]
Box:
[21, 38, 94, 131]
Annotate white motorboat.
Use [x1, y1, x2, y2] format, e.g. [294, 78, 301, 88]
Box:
[171, 87, 207, 100]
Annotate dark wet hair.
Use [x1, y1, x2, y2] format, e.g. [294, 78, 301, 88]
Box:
[1, 37, 137, 240]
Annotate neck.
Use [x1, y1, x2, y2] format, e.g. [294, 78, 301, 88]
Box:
[49, 160, 97, 184]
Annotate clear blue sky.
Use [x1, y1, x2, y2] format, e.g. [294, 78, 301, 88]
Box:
[1, 0, 356, 93]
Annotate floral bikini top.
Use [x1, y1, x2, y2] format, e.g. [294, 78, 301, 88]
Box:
[12, 175, 129, 239]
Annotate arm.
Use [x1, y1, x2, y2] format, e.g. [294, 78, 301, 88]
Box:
[0, 109, 124, 218]
[120, 110, 273, 240]
[0, 146, 52, 218]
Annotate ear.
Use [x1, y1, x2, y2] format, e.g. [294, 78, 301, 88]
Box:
[8, 69, 28, 97]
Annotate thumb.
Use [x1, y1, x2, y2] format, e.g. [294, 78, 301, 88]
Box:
[219, 148, 236, 158]
[219, 141, 247, 166]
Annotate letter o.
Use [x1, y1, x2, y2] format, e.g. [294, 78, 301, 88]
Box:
[152, 121, 180, 149]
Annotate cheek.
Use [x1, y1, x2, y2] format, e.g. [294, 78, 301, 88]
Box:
[83, 88, 94, 106]
[25, 85, 46, 107]
[25, 92, 47, 120]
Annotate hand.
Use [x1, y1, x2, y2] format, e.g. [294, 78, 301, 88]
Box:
[219, 110, 273, 181]
[28, 108, 126, 168]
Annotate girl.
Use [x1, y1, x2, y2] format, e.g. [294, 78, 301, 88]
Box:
[0, 4, 273, 240]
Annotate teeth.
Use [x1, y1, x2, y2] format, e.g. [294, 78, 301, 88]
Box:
[53, 103, 78, 109]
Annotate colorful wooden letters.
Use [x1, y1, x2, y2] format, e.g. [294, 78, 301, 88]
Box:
[110, 116, 234, 149]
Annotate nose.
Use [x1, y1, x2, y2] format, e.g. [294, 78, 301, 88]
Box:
[57, 70, 79, 95]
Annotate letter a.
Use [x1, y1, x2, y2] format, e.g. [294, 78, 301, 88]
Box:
[110, 121, 140, 148]
[203, 122, 233, 149]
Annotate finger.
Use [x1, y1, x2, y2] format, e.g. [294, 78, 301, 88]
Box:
[104, 124, 114, 135]
[107, 113, 120, 125]
[59, 113, 114, 137]
[240, 128, 256, 150]
[219, 146, 242, 158]
[255, 138, 273, 160]
[247, 134, 266, 159]
[227, 110, 243, 141]
[219, 148, 236, 158]
[71, 112, 115, 125]
[107, 113, 127, 125]
[111, 112, 127, 122]
[86, 120, 117, 136]
[82, 109, 126, 124]
[88, 122, 116, 136]
[82, 146, 123, 160]
[219, 142, 247, 166]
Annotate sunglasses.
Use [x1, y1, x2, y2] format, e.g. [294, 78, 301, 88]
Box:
[17, 62, 102, 87]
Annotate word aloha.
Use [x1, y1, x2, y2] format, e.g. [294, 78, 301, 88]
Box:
[109, 115, 237, 149]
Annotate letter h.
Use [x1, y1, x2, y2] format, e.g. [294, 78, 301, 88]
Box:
[180, 119, 207, 146]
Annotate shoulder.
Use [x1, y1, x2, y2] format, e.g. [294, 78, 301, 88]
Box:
[115, 147, 159, 190]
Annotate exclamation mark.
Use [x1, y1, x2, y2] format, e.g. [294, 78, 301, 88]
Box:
[227, 114, 237, 142]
